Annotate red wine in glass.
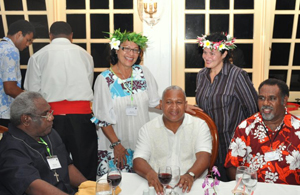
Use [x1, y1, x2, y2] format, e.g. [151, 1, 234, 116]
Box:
[107, 174, 122, 187]
[158, 173, 172, 185]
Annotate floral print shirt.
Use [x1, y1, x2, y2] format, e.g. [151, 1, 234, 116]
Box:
[225, 111, 300, 185]
[98, 64, 147, 127]
[0, 37, 21, 119]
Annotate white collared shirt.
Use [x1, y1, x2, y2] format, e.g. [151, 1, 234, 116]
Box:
[133, 113, 212, 178]
[24, 38, 94, 102]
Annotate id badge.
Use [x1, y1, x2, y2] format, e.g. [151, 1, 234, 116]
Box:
[47, 155, 62, 170]
[126, 104, 138, 116]
[264, 150, 280, 162]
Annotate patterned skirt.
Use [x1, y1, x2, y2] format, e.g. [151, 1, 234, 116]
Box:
[97, 148, 134, 177]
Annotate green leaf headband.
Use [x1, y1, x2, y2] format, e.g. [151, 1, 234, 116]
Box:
[197, 33, 236, 51]
[106, 29, 148, 50]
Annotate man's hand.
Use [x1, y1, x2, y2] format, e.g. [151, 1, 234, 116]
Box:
[178, 174, 195, 193]
[146, 171, 164, 195]
[113, 144, 128, 169]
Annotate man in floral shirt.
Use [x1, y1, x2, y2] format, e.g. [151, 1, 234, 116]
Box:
[225, 78, 300, 185]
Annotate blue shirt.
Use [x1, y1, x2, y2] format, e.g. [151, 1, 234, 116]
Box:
[0, 37, 21, 119]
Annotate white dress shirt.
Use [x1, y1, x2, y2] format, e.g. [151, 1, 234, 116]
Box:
[133, 113, 212, 178]
[24, 38, 94, 102]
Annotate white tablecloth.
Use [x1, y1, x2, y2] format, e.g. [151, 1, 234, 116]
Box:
[101, 172, 300, 195]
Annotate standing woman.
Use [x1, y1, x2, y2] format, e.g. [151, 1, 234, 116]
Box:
[92, 29, 161, 176]
[195, 32, 258, 181]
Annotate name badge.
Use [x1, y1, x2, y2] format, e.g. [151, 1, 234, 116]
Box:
[126, 104, 138, 116]
[47, 155, 62, 170]
[264, 150, 280, 162]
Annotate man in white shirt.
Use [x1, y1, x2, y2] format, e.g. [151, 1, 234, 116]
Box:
[133, 85, 212, 195]
[24, 21, 97, 180]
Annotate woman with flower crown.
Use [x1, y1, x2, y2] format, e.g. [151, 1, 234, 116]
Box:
[92, 29, 159, 176]
[195, 32, 258, 181]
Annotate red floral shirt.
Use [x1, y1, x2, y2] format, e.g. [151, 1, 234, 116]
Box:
[224, 112, 300, 185]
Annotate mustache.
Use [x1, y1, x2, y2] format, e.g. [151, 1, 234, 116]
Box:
[261, 105, 273, 110]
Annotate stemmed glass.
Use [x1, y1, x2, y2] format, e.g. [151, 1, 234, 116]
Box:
[235, 166, 249, 193]
[158, 166, 172, 195]
[107, 167, 122, 195]
[242, 168, 257, 195]
[167, 166, 180, 195]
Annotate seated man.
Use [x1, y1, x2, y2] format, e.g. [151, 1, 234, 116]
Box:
[225, 78, 300, 185]
[133, 85, 212, 194]
[0, 91, 87, 194]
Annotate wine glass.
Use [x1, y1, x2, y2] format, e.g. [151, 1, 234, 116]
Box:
[96, 178, 112, 195]
[235, 166, 248, 193]
[167, 166, 180, 195]
[158, 166, 172, 195]
[242, 168, 257, 195]
[107, 167, 122, 195]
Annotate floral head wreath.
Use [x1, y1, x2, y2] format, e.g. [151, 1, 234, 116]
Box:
[106, 29, 148, 51]
[197, 33, 236, 51]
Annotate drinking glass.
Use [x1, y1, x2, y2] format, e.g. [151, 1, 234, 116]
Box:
[167, 166, 180, 195]
[96, 178, 112, 195]
[242, 168, 257, 195]
[158, 166, 172, 195]
[235, 166, 248, 190]
[107, 167, 122, 195]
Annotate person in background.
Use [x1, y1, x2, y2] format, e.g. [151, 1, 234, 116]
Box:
[0, 20, 35, 127]
[92, 29, 200, 176]
[0, 91, 87, 195]
[195, 32, 258, 181]
[133, 85, 212, 195]
[225, 78, 300, 185]
[24, 21, 97, 180]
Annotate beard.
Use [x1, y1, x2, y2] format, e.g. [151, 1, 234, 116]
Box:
[261, 105, 275, 121]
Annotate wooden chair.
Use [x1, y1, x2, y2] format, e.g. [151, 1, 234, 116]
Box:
[186, 110, 219, 171]
[0, 125, 8, 140]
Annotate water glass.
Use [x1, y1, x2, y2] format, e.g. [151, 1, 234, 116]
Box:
[167, 166, 180, 195]
[242, 169, 257, 195]
[96, 178, 112, 195]
[235, 166, 248, 189]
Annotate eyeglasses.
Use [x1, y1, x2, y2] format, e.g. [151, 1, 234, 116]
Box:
[121, 46, 140, 54]
[30, 110, 54, 121]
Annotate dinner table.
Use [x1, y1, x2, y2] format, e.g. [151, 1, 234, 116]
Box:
[101, 172, 300, 195]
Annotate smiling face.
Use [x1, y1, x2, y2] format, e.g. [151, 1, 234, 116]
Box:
[258, 84, 287, 122]
[161, 89, 187, 125]
[116, 40, 140, 68]
[202, 48, 227, 72]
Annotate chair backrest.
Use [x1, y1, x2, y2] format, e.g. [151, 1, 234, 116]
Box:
[0, 125, 8, 141]
[186, 110, 219, 171]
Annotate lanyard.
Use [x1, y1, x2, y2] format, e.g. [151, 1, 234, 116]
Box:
[110, 67, 134, 103]
[262, 121, 284, 151]
[38, 137, 52, 156]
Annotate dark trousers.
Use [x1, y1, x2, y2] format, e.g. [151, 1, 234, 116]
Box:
[53, 114, 97, 181]
[0, 119, 10, 127]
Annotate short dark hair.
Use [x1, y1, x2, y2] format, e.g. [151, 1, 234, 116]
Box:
[50, 21, 72, 36]
[110, 48, 143, 65]
[205, 32, 232, 64]
[7, 20, 35, 37]
[258, 78, 289, 98]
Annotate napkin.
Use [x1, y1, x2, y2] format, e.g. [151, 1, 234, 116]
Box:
[76, 180, 121, 195]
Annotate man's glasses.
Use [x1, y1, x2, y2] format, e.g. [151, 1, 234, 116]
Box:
[31, 110, 54, 121]
[121, 46, 140, 54]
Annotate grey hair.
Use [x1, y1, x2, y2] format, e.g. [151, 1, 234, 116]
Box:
[162, 85, 186, 101]
[10, 91, 44, 126]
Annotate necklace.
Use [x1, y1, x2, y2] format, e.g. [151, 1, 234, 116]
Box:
[117, 65, 132, 80]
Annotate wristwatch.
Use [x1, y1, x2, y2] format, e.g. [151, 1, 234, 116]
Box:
[187, 171, 195, 179]
[109, 139, 121, 149]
